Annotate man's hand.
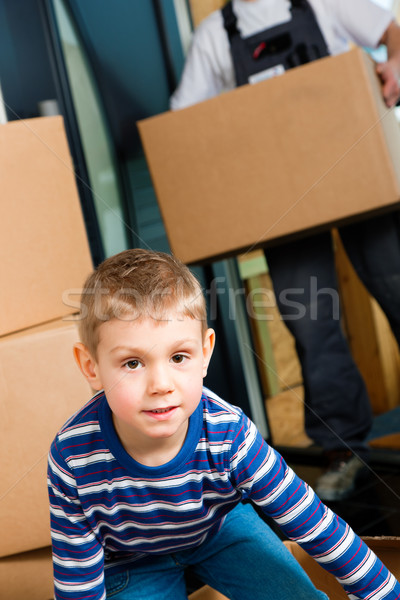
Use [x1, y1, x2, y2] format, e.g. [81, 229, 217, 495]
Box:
[376, 60, 400, 108]
[378, 20, 400, 108]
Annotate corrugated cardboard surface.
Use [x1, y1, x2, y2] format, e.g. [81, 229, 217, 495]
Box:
[284, 537, 400, 599]
[189, 586, 229, 600]
[0, 116, 93, 335]
[138, 48, 400, 265]
[0, 547, 54, 600]
[0, 319, 91, 557]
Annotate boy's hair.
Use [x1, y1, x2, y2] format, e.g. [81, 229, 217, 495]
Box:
[78, 248, 207, 357]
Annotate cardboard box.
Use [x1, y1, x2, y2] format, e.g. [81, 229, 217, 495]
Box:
[0, 116, 93, 335]
[189, 586, 229, 600]
[284, 537, 400, 599]
[0, 547, 54, 600]
[138, 48, 400, 264]
[0, 319, 92, 557]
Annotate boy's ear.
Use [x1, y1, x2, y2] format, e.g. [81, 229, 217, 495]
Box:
[73, 342, 102, 391]
[202, 328, 216, 378]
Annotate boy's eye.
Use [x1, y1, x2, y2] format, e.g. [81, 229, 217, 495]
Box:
[172, 354, 186, 364]
[124, 359, 141, 370]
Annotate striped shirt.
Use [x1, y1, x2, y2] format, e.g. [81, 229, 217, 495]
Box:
[48, 387, 400, 600]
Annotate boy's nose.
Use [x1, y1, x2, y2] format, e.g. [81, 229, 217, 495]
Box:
[147, 364, 174, 395]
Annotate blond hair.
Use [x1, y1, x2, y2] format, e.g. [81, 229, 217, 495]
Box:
[78, 249, 207, 357]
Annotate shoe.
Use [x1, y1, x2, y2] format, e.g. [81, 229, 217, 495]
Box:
[314, 450, 365, 502]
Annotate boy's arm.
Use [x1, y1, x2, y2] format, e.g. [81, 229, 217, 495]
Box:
[376, 20, 400, 107]
[48, 446, 106, 600]
[229, 414, 400, 599]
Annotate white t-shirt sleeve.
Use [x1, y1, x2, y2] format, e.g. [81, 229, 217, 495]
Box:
[170, 12, 235, 110]
[311, 0, 393, 52]
[170, 39, 224, 109]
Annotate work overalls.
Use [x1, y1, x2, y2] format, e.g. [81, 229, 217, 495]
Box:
[223, 0, 400, 454]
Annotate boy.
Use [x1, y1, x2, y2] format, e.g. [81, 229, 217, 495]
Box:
[48, 249, 400, 599]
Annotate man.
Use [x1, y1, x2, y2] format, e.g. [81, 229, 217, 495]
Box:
[171, 0, 400, 501]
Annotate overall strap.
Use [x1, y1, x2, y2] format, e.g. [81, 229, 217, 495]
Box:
[221, 0, 328, 87]
[221, 1, 239, 41]
[222, 0, 308, 38]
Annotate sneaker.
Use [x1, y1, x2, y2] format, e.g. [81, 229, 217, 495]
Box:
[314, 450, 365, 502]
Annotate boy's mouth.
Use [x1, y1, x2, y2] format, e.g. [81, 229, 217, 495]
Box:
[145, 406, 178, 418]
[143, 406, 179, 422]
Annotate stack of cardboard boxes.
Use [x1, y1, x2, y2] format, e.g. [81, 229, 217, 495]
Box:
[0, 115, 230, 600]
[0, 116, 94, 599]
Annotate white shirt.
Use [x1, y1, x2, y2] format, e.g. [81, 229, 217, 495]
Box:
[170, 0, 393, 109]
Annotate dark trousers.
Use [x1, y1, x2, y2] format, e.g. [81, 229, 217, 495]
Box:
[266, 212, 400, 455]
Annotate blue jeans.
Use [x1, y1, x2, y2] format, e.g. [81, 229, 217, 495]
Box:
[104, 503, 328, 600]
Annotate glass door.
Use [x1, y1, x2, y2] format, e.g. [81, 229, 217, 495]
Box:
[44, 0, 128, 259]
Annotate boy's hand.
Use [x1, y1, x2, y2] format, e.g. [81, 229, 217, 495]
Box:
[376, 60, 400, 108]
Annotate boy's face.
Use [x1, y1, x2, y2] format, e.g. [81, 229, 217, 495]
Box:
[75, 314, 215, 464]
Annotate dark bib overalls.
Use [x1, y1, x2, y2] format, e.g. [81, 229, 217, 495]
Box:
[222, 0, 329, 86]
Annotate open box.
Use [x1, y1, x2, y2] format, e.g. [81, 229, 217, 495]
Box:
[138, 48, 400, 265]
[284, 537, 400, 599]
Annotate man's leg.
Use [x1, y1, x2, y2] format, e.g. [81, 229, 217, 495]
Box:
[339, 212, 400, 345]
[266, 233, 372, 455]
[265, 234, 372, 500]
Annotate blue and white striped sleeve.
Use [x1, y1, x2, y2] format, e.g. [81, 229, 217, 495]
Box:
[48, 440, 106, 600]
